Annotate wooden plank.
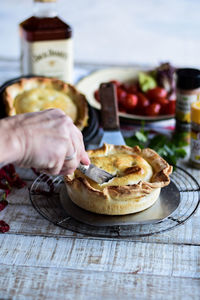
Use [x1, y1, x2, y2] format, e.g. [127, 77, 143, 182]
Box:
[0, 265, 199, 300]
[0, 235, 199, 278]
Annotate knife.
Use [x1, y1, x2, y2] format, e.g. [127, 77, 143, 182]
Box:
[77, 82, 125, 184]
[77, 163, 114, 184]
[99, 82, 126, 146]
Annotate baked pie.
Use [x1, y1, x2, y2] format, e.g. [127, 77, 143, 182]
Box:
[64, 144, 173, 215]
[3, 77, 88, 130]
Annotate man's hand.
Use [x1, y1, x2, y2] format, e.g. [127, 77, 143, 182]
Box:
[0, 109, 90, 175]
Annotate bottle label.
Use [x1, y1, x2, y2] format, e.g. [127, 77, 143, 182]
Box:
[176, 92, 200, 123]
[190, 130, 200, 163]
[21, 38, 73, 83]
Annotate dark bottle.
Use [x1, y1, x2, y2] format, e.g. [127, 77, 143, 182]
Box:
[19, 0, 73, 83]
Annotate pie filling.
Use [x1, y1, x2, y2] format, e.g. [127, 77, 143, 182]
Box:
[75, 153, 153, 191]
[14, 88, 78, 122]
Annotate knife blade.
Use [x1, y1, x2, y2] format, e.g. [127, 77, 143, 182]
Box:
[78, 163, 114, 184]
[99, 82, 126, 146]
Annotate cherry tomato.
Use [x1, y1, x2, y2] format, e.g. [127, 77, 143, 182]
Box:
[137, 92, 150, 109]
[126, 84, 138, 94]
[124, 94, 138, 111]
[153, 97, 169, 106]
[117, 88, 127, 105]
[163, 100, 176, 115]
[146, 87, 167, 101]
[94, 90, 100, 102]
[110, 80, 121, 87]
[154, 98, 169, 115]
[120, 83, 130, 92]
[145, 103, 161, 116]
[118, 106, 127, 113]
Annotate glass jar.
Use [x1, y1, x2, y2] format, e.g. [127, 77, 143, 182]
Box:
[175, 68, 200, 144]
[190, 101, 200, 169]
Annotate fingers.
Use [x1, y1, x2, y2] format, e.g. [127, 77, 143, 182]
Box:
[80, 150, 90, 166]
[13, 109, 90, 175]
[60, 127, 90, 175]
[39, 123, 89, 176]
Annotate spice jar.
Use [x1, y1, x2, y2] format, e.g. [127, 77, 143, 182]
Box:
[19, 0, 73, 83]
[190, 101, 200, 169]
[175, 68, 200, 144]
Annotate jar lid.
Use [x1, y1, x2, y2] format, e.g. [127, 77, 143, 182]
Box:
[191, 101, 200, 124]
[176, 68, 200, 90]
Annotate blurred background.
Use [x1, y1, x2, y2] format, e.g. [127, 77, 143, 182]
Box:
[1, 0, 200, 68]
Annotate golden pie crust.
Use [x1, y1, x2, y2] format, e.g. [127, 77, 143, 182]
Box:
[3, 77, 88, 130]
[64, 144, 173, 215]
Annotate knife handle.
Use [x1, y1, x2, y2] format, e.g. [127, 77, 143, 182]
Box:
[99, 82, 119, 130]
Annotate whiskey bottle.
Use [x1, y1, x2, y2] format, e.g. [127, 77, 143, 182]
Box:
[20, 0, 73, 83]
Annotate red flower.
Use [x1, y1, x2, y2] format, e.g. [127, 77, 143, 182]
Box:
[0, 164, 26, 234]
[0, 199, 8, 211]
[0, 220, 10, 233]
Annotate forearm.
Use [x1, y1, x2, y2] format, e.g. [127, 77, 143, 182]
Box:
[0, 117, 21, 166]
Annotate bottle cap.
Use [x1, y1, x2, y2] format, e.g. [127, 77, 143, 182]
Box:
[191, 101, 200, 124]
[176, 68, 200, 90]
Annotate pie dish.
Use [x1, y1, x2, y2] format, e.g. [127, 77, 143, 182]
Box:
[64, 144, 173, 215]
[3, 77, 88, 130]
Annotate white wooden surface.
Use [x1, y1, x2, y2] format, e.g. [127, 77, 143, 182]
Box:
[0, 60, 200, 300]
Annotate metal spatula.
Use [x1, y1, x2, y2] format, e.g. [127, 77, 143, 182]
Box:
[77, 82, 125, 184]
[99, 82, 126, 146]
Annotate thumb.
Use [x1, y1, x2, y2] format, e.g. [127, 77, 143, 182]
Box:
[80, 153, 90, 166]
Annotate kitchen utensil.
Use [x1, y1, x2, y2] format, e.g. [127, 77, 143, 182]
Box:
[77, 163, 114, 184]
[99, 82, 126, 146]
[77, 82, 125, 184]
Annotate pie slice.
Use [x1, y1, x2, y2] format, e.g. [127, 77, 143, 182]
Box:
[64, 144, 173, 215]
[3, 77, 88, 130]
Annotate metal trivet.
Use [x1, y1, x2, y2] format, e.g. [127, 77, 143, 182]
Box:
[29, 166, 200, 237]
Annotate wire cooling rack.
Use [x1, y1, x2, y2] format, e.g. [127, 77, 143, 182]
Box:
[29, 166, 200, 237]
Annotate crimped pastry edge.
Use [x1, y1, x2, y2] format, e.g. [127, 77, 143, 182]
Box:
[64, 144, 173, 215]
[3, 77, 88, 130]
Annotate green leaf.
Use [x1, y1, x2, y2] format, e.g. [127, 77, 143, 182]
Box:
[124, 126, 187, 167]
[148, 135, 167, 150]
[138, 72, 157, 92]
[174, 148, 187, 158]
[163, 144, 174, 156]
[125, 137, 144, 148]
[171, 132, 188, 147]
[135, 131, 148, 143]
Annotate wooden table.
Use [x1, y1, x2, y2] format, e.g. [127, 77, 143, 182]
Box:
[0, 60, 200, 300]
